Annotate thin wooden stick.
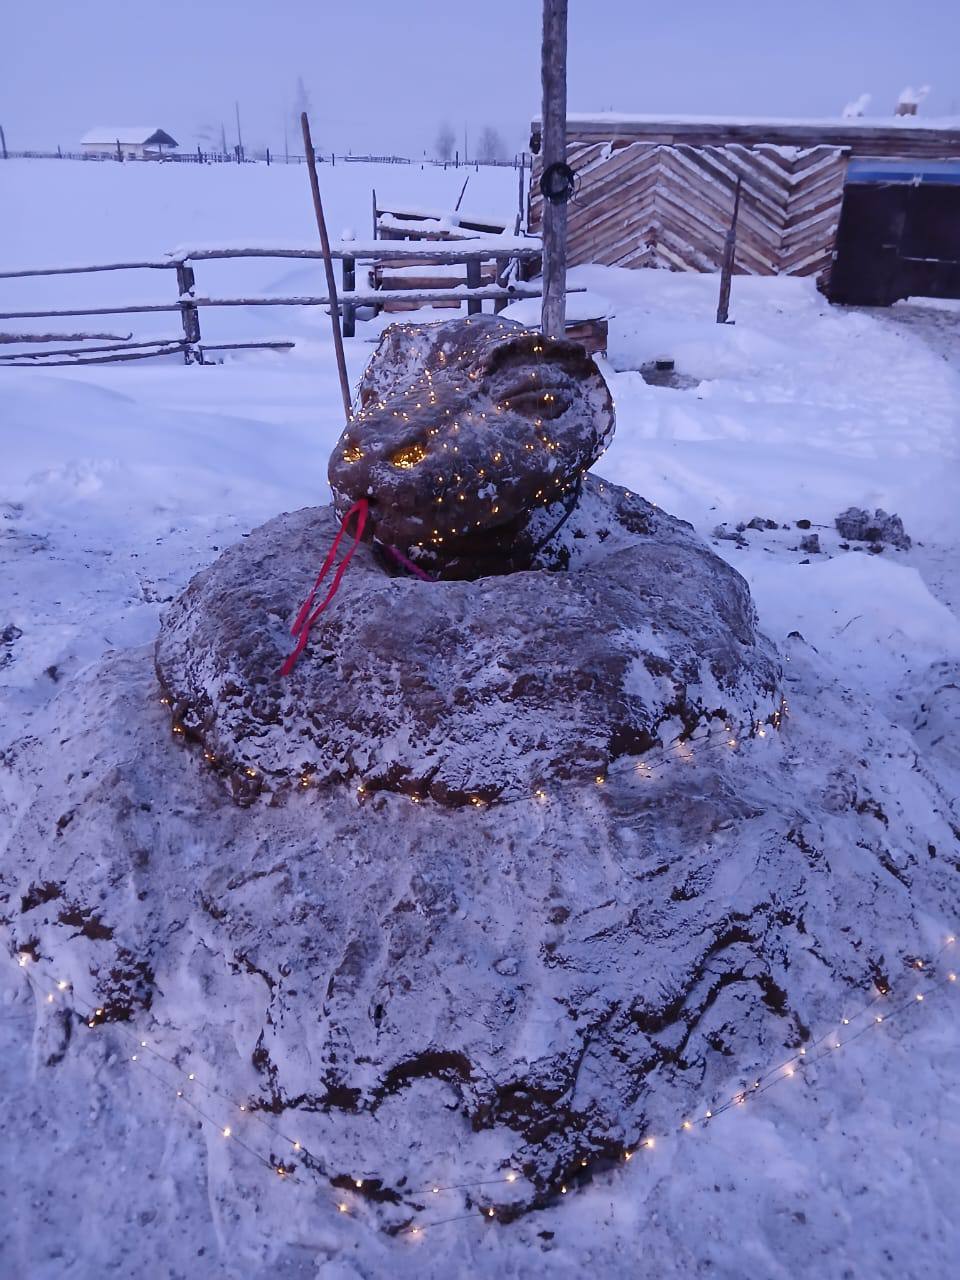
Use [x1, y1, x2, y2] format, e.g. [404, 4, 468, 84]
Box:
[716, 177, 742, 325]
[300, 112, 352, 424]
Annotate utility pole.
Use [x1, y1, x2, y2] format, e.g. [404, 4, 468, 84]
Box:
[540, 0, 568, 338]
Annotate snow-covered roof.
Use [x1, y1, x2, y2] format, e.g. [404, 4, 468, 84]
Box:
[80, 127, 178, 147]
[533, 111, 960, 132]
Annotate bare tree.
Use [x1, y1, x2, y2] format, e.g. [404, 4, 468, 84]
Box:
[435, 120, 456, 162]
[476, 125, 507, 163]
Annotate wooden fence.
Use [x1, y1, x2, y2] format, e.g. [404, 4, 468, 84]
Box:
[530, 141, 847, 277]
[0, 238, 547, 366]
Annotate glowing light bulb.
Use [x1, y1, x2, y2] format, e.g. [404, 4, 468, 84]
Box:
[293, 1141, 301, 1151]
[57, 980, 68, 990]
[949, 973, 957, 982]
[624, 1151, 633, 1161]
[176, 1090, 183, 1097]
[560, 1185, 567, 1194]
[338, 1202, 348, 1214]
[188, 1073, 195, 1081]
[432, 1187, 440, 1194]
[916, 993, 924, 1002]
[355, 1179, 362, 1188]
[17, 953, 29, 967]
[131, 1054, 138, 1061]
[46, 993, 54, 1004]
[784, 1067, 795, 1077]
[595, 775, 604, 785]
[875, 1016, 883, 1023]
[506, 1172, 517, 1182]
[644, 1138, 655, 1149]
[486, 1208, 495, 1218]
[222, 1127, 231, 1138]
[705, 1110, 713, 1118]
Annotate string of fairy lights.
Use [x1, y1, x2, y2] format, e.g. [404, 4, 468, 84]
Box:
[162, 680, 790, 801]
[10, 918, 956, 1239]
[20, 323, 952, 1237]
[335, 318, 609, 555]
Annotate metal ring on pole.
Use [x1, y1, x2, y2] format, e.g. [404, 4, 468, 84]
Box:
[539, 162, 576, 205]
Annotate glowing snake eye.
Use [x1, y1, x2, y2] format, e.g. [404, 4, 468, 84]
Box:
[389, 443, 428, 469]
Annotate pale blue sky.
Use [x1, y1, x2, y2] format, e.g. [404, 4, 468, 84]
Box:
[1, 1, 957, 155]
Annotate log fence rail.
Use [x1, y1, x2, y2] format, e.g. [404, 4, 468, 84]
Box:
[0, 238, 548, 365]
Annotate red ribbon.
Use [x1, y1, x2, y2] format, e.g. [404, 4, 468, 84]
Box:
[280, 499, 368, 676]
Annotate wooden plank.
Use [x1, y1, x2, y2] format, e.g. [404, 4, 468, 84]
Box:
[170, 239, 542, 263]
[552, 116, 960, 158]
[0, 336, 181, 360]
[0, 284, 570, 321]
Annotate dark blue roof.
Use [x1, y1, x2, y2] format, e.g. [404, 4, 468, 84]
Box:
[847, 158, 960, 186]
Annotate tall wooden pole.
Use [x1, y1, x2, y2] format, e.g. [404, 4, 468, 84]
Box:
[540, 0, 568, 338]
[300, 112, 352, 424]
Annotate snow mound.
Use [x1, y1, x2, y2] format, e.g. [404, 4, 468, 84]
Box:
[154, 478, 782, 806]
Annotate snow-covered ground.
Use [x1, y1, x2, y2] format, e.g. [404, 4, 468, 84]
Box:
[2, 161, 960, 1279]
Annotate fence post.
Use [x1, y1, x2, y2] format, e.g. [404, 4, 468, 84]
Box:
[341, 256, 356, 338]
[175, 262, 202, 364]
[266, 147, 270, 166]
[116, 139, 122, 162]
[466, 258, 482, 315]
[716, 177, 742, 325]
[494, 256, 510, 313]
[0, 126, 7, 160]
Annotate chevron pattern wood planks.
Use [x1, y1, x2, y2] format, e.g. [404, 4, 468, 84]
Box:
[529, 142, 847, 278]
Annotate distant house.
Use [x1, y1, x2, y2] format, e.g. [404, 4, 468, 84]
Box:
[80, 127, 178, 160]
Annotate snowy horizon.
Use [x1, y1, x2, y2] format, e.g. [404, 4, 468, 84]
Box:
[1, 0, 959, 156]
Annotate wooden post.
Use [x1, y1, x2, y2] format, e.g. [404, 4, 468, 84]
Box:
[540, 0, 568, 339]
[716, 177, 742, 325]
[266, 147, 270, 166]
[175, 262, 202, 364]
[300, 112, 352, 424]
[116, 139, 122, 163]
[466, 259, 482, 315]
[372, 188, 378, 239]
[342, 255, 356, 338]
[0, 126, 7, 160]
[494, 255, 509, 313]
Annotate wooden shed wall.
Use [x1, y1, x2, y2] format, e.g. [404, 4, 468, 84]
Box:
[529, 141, 847, 276]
